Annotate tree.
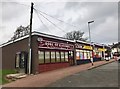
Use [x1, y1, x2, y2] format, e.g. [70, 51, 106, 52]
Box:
[64, 30, 88, 42]
[10, 25, 30, 41]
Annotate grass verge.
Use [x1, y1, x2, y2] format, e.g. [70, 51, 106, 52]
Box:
[0, 69, 16, 85]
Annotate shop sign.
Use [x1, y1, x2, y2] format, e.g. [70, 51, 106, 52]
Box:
[75, 44, 83, 49]
[37, 37, 74, 50]
[98, 48, 106, 52]
[83, 45, 93, 50]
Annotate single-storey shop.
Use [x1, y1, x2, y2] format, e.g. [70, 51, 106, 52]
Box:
[1, 32, 75, 74]
[0, 31, 107, 74]
[75, 40, 93, 65]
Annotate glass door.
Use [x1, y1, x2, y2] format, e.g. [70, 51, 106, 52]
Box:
[69, 51, 74, 66]
[15, 51, 28, 74]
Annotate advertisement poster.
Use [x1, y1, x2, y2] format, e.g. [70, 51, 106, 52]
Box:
[80, 52, 83, 59]
[76, 52, 80, 60]
[84, 51, 87, 59]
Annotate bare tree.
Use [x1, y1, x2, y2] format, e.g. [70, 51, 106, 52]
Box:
[64, 30, 88, 42]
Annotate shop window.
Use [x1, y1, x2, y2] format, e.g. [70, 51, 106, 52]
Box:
[71, 51, 73, 57]
[56, 51, 60, 62]
[45, 51, 50, 63]
[61, 52, 65, 62]
[96, 52, 99, 58]
[90, 51, 93, 57]
[15, 54, 20, 68]
[69, 51, 72, 56]
[86, 51, 89, 59]
[51, 51, 55, 63]
[38, 51, 44, 64]
[83, 50, 87, 59]
[65, 52, 68, 62]
[80, 50, 83, 59]
[76, 51, 80, 60]
[98, 52, 102, 57]
[87, 51, 90, 59]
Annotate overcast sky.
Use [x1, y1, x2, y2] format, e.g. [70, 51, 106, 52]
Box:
[0, 0, 119, 45]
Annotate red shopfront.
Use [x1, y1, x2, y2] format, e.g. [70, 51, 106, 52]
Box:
[37, 36, 74, 73]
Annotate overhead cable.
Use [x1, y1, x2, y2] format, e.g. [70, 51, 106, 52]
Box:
[34, 8, 67, 33]
[34, 10, 53, 33]
[33, 7, 81, 30]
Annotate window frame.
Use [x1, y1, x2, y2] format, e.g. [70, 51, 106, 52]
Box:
[51, 51, 56, 63]
[45, 51, 50, 63]
[38, 50, 45, 64]
[65, 51, 69, 62]
[61, 51, 65, 62]
[56, 51, 61, 62]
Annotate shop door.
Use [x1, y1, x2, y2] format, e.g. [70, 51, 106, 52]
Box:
[69, 51, 74, 66]
[15, 51, 28, 74]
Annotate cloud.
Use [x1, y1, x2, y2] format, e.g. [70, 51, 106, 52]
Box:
[63, 2, 118, 44]
[0, 1, 118, 45]
[91, 16, 118, 44]
[2, 2, 30, 22]
[0, 2, 31, 44]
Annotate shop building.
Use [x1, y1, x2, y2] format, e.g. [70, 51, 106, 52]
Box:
[0, 31, 108, 74]
[93, 43, 106, 61]
[75, 42, 108, 64]
[111, 42, 120, 57]
[0, 31, 75, 74]
[37, 32, 75, 73]
[75, 40, 93, 65]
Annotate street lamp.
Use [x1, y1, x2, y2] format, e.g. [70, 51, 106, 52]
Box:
[102, 44, 106, 60]
[88, 20, 94, 66]
[88, 20, 94, 43]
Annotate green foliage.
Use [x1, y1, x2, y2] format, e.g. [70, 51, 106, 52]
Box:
[64, 30, 88, 41]
[0, 69, 16, 84]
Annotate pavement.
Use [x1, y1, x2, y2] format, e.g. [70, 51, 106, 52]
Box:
[2, 59, 116, 88]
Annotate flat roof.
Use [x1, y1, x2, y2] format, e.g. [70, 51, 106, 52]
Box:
[32, 31, 75, 43]
[0, 31, 107, 48]
[0, 31, 75, 47]
[76, 40, 91, 45]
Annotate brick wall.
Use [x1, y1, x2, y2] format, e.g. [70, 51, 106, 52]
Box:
[38, 62, 70, 73]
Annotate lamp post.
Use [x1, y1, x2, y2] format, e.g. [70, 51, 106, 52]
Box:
[102, 44, 105, 60]
[88, 20, 94, 43]
[88, 20, 94, 66]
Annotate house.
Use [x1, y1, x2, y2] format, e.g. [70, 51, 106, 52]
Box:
[111, 42, 120, 57]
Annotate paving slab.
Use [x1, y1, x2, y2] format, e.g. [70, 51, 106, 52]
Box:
[2, 59, 115, 87]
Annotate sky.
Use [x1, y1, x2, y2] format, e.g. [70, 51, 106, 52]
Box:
[0, 0, 119, 45]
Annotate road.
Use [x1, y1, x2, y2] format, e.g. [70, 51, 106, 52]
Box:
[48, 61, 119, 87]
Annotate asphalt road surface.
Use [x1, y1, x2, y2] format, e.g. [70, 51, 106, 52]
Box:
[48, 61, 119, 87]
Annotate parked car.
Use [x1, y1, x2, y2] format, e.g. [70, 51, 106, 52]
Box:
[105, 53, 109, 61]
[113, 52, 120, 57]
[105, 57, 109, 61]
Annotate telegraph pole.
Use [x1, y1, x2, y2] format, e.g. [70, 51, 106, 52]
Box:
[28, 2, 34, 74]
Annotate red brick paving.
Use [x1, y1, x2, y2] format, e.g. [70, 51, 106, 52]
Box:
[2, 59, 115, 87]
